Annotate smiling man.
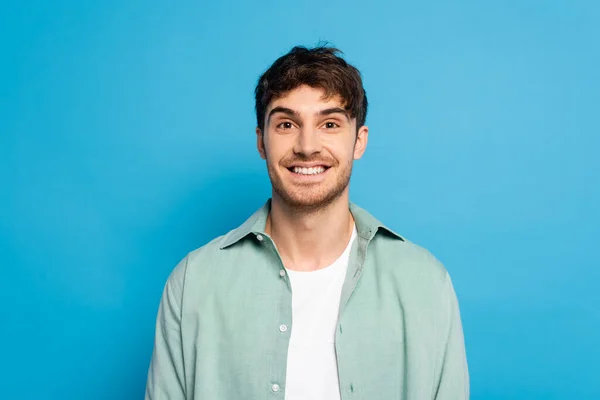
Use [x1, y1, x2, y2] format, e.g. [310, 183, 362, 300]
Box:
[145, 46, 469, 400]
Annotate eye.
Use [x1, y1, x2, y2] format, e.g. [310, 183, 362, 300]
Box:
[277, 121, 294, 130]
[324, 121, 340, 129]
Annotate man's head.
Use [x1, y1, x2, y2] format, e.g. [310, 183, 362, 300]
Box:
[255, 46, 369, 212]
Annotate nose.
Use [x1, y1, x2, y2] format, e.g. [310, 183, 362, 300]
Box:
[293, 126, 321, 156]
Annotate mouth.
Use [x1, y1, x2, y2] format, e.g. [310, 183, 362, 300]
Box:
[286, 165, 331, 176]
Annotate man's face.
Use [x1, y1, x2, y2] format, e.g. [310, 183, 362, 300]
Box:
[256, 85, 368, 211]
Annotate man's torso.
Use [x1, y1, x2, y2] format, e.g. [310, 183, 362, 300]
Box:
[167, 201, 457, 399]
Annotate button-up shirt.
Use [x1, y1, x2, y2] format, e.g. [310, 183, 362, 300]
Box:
[145, 199, 469, 399]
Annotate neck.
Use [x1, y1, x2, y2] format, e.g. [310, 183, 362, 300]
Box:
[265, 192, 355, 272]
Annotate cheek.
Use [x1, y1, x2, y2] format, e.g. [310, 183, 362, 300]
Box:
[266, 132, 296, 152]
[328, 138, 357, 161]
[263, 138, 286, 163]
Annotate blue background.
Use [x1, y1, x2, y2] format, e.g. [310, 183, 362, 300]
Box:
[1, 1, 599, 399]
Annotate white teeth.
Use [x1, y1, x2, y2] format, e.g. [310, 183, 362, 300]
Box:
[293, 166, 326, 175]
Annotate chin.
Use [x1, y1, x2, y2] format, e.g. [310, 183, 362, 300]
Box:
[268, 164, 351, 211]
[276, 187, 347, 211]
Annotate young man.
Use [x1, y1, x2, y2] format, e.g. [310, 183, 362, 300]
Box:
[145, 46, 469, 400]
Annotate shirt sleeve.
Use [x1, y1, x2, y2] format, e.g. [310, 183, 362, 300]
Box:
[434, 272, 470, 400]
[145, 257, 188, 400]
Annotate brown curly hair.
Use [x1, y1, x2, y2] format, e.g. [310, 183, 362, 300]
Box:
[254, 45, 368, 132]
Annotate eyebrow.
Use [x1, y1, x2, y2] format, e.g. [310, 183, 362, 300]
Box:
[267, 107, 300, 122]
[267, 106, 349, 124]
[318, 107, 349, 120]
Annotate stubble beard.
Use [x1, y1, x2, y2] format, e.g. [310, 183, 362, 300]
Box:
[266, 157, 353, 214]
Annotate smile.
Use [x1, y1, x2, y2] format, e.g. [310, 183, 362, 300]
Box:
[288, 166, 330, 175]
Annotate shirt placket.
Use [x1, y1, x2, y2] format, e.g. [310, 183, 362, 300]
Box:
[256, 233, 293, 397]
[335, 233, 371, 399]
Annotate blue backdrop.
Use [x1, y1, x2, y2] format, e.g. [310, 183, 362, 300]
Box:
[1, 1, 599, 399]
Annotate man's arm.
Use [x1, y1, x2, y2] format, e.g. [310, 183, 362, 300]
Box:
[145, 257, 188, 400]
[434, 272, 470, 399]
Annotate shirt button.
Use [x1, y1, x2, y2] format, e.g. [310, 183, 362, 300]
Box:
[271, 383, 280, 392]
[279, 269, 286, 277]
[279, 324, 288, 332]
[256, 234, 264, 242]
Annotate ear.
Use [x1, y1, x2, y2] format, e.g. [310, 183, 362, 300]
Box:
[256, 127, 267, 160]
[353, 125, 369, 160]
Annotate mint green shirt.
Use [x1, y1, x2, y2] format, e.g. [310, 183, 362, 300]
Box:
[145, 200, 469, 399]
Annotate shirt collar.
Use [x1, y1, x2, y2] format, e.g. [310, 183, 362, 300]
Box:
[219, 199, 404, 250]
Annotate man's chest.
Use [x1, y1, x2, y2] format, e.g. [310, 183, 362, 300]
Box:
[179, 268, 414, 399]
[177, 244, 443, 399]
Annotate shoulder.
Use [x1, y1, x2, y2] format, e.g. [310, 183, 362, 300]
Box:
[368, 233, 458, 332]
[371, 231, 449, 286]
[185, 234, 230, 269]
[164, 233, 232, 290]
[351, 202, 449, 286]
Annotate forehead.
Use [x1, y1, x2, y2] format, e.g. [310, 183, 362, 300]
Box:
[268, 85, 345, 114]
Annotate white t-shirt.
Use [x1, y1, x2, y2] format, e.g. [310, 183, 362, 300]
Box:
[284, 225, 357, 400]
